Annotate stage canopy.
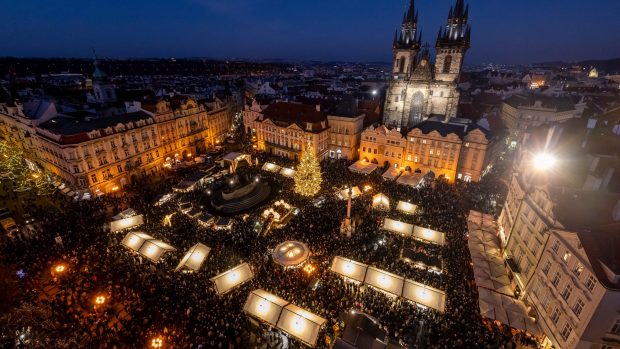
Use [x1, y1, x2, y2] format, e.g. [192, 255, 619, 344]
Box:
[243, 289, 289, 327]
[412, 226, 446, 246]
[175, 243, 211, 272]
[330, 256, 368, 283]
[138, 239, 177, 263]
[372, 193, 390, 210]
[110, 214, 144, 233]
[364, 266, 405, 297]
[382, 167, 403, 181]
[478, 287, 541, 336]
[338, 186, 362, 200]
[396, 171, 424, 187]
[262, 162, 281, 173]
[396, 201, 417, 215]
[382, 218, 414, 237]
[211, 262, 254, 295]
[272, 241, 310, 267]
[277, 303, 327, 348]
[121, 231, 154, 252]
[402, 279, 446, 312]
[348, 160, 378, 175]
[280, 167, 296, 178]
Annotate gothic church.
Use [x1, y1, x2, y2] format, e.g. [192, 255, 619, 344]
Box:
[383, 0, 471, 129]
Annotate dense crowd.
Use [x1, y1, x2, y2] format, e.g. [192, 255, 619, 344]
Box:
[0, 154, 539, 349]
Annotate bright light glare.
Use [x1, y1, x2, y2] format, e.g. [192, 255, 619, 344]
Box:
[533, 153, 556, 171]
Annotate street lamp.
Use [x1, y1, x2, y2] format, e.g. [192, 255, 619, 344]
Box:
[95, 295, 106, 305]
[151, 337, 164, 348]
[532, 153, 556, 171]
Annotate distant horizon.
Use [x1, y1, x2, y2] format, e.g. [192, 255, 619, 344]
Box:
[2, 0, 619, 65]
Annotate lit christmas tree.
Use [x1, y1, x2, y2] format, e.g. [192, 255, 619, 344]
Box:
[293, 143, 322, 197]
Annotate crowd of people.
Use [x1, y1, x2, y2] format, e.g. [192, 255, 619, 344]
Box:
[0, 152, 540, 349]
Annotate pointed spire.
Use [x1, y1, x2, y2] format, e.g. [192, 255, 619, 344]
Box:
[448, 6, 453, 19]
[407, 0, 416, 22]
[417, 29, 423, 45]
[464, 4, 469, 18]
[436, 27, 442, 44]
[393, 30, 398, 46]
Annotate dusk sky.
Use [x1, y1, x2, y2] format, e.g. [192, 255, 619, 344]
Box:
[2, 0, 620, 64]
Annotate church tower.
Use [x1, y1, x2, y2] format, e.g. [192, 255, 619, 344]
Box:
[434, 0, 471, 83]
[391, 0, 421, 79]
[91, 56, 116, 104]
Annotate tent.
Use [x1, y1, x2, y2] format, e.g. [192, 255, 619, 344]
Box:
[396, 201, 417, 215]
[110, 214, 144, 233]
[211, 263, 254, 295]
[382, 167, 403, 181]
[262, 162, 281, 173]
[372, 193, 390, 210]
[338, 186, 362, 200]
[382, 218, 414, 237]
[477, 287, 542, 336]
[272, 241, 310, 267]
[402, 279, 446, 312]
[112, 208, 137, 220]
[348, 160, 378, 175]
[330, 256, 368, 283]
[277, 303, 326, 348]
[154, 193, 175, 206]
[364, 266, 405, 297]
[121, 232, 154, 252]
[396, 171, 424, 187]
[138, 239, 176, 263]
[197, 213, 215, 226]
[280, 167, 296, 178]
[243, 289, 289, 327]
[175, 243, 211, 272]
[412, 226, 446, 246]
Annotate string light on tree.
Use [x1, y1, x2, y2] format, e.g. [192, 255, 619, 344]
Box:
[293, 143, 323, 197]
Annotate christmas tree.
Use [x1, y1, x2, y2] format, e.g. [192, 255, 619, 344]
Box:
[293, 144, 322, 197]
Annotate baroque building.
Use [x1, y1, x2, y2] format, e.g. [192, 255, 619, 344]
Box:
[383, 0, 471, 129]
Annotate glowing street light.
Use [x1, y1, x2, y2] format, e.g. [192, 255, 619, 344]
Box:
[532, 153, 556, 171]
[95, 295, 106, 305]
[54, 264, 66, 273]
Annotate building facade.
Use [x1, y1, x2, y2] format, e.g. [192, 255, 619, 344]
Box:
[0, 97, 232, 195]
[326, 112, 365, 161]
[383, 0, 471, 129]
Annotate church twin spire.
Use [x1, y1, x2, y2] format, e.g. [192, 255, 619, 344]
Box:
[436, 0, 471, 47]
[393, 0, 420, 49]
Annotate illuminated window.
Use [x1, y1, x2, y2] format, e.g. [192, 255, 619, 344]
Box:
[562, 251, 571, 263]
[572, 263, 583, 277]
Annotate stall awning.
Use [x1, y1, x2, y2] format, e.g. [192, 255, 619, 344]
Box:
[277, 303, 326, 348]
[348, 160, 378, 175]
[364, 266, 405, 297]
[211, 263, 254, 295]
[396, 171, 424, 187]
[338, 186, 362, 200]
[262, 162, 281, 173]
[372, 193, 390, 210]
[478, 287, 541, 336]
[243, 289, 289, 327]
[175, 243, 211, 272]
[402, 279, 446, 312]
[279, 167, 296, 178]
[382, 167, 403, 181]
[412, 226, 446, 246]
[382, 218, 414, 236]
[121, 231, 154, 252]
[138, 239, 176, 263]
[110, 214, 144, 233]
[330, 256, 368, 283]
[396, 200, 417, 215]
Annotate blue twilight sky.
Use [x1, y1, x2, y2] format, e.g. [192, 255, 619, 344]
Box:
[1, 0, 619, 64]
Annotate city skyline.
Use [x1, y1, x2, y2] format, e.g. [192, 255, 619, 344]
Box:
[2, 0, 620, 64]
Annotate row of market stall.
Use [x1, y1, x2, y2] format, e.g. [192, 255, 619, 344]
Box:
[330, 256, 446, 312]
[337, 189, 419, 215]
[244, 289, 326, 348]
[466, 210, 542, 337]
[382, 218, 446, 246]
[348, 160, 425, 187]
[261, 162, 296, 178]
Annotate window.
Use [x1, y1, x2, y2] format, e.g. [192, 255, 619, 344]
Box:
[78, 178, 87, 187]
[572, 263, 583, 277]
[585, 275, 597, 292]
[90, 174, 98, 183]
[560, 323, 572, 341]
[117, 165, 123, 173]
[362, 147, 366, 152]
[562, 251, 571, 263]
[551, 240, 560, 254]
[442, 55, 452, 73]
[73, 165, 80, 174]
[550, 307, 561, 324]
[561, 284, 573, 301]
[573, 298, 584, 317]
[611, 318, 620, 335]
[552, 272, 561, 287]
[542, 261, 551, 275]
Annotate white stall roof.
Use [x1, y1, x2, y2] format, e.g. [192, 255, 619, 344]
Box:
[382, 218, 414, 237]
[372, 193, 390, 210]
[211, 263, 254, 295]
[364, 266, 405, 297]
[382, 167, 403, 181]
[338, 186, 362, 200]
[110, 214, 144, 233]
[243, 289, 289, 327]
[138, 239, 176, 263]
[330, 256, 368, 283]
[396, 201, 417, 215]
[175, 243, 211, 272]
[279, 167, 296, 178]
[412, 226, 446, 246]
[402, 279, 446, 312]
[277, 304, 326, 348]
[121, 231, 154, 252]
[262, 162, 281, 173]
[396, 171, 424, 187]
[348, 160, 378, 175]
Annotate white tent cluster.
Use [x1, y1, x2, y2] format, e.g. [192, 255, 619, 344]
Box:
[110, 208, 144, 233]
[478, 287, 541, 336]
[381, 219, 446, 246]
[372, 193, 390, 210]
[121, 232, 176, 263]
[262, 162, 281, 173]
[348, 159, 378, 175]
[396, 200, 417, 215]
[175, 243, 211, 272]
[467, 218, 512, 296]
[330, 256, 446, 312]
[211, 263, 254, 295]
[243, 289, 326, 347]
